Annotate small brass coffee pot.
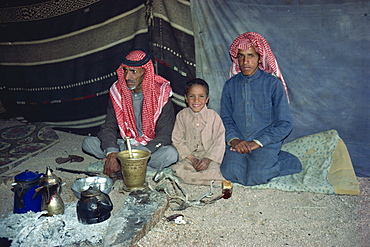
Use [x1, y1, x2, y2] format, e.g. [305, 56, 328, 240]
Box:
[34, 167, 64, 216]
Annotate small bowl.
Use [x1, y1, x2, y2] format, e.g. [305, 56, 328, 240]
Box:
[71, 176, 113, 198]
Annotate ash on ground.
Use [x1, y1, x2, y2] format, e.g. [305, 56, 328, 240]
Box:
[0, 202, 111, 247]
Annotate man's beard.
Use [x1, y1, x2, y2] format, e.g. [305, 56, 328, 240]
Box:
[126, 80, 142, 91]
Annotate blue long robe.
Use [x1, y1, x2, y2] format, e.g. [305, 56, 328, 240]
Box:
[220, 69, 302, 186]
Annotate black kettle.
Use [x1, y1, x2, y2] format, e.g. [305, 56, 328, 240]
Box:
[76, 186, 113, 224]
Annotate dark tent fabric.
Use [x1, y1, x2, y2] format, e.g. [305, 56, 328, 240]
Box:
[149, 0, 196, 113]
[0, 0, 150, 134]
[191, 0, 370, 177]
[0, 0, 194, 133]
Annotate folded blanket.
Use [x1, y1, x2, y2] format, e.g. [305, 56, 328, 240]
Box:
[328, 137, 360, 195]
[244, 129, 359, 195]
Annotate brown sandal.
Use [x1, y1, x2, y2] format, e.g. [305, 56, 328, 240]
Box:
[55, 155, 84, 164]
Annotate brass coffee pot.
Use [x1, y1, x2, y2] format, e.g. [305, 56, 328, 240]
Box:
[34, 167, 64, 216]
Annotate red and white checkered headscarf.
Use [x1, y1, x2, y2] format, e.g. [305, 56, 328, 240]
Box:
[110, 49, 172, 145]
[229, 32, 289, 102]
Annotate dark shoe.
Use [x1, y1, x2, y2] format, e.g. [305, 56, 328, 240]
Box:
[55, 155, 84, 164]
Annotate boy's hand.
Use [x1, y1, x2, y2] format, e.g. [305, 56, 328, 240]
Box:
[186, 155, 200, 170]
[194, 158, 211, 171]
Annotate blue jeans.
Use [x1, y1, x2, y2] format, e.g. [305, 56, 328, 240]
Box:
[82, 136, 178, 171]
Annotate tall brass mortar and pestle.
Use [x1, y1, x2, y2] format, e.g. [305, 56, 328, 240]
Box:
[117, 137, 151, 191]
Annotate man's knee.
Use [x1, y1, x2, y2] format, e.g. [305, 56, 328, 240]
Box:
[149, 145, 178, 169]
[158, 145, 178, 164]
[220, 152, 244, 180]
[82, 136, 105, 159]
[245, 161, 280, 186]
[82, 136, 97, 151]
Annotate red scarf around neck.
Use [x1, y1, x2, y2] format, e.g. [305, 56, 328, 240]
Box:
[110, 50, 172, 145]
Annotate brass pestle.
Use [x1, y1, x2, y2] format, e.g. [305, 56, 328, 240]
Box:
[124, 136, 133, 158]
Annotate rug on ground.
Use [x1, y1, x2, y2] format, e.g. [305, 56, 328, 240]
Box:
[0, 123, 59, 174]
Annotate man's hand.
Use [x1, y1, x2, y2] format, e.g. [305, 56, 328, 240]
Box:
[103, 152, 121, 176]
[230, 139, 261, 154]
[194, 158, 211, 171]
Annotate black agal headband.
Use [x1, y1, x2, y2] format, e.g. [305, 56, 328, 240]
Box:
[122, 49, 151, 67]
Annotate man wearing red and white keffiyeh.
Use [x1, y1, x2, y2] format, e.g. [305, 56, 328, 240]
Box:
[82, 49, 178, 176]
[229, 32, 289, 102]
[220, 32, 302, 186]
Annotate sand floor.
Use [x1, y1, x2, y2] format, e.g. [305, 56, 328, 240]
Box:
[0, 124, 369, 246]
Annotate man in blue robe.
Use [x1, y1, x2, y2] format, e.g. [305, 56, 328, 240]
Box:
[220, 32, 302, 186]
